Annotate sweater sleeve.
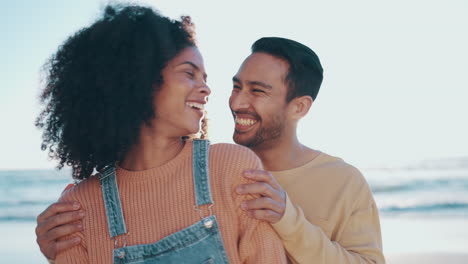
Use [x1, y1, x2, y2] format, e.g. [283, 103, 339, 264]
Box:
[236, 185, 286, 264]
[56, 241, 88, 264]
[55, 189, 90, 264]
[272, 191, 385, 264]
[238, 211, 288, 264]
[229, 147, 287, 263]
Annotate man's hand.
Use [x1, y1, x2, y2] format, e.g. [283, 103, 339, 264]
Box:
[236, 169, 286, 224]
[35, 201, 85, 260]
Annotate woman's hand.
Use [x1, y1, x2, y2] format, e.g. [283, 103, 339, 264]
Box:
[35, 201, 85, 260]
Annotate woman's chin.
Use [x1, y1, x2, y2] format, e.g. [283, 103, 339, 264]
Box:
[190, 124, 202, 135]
[178, 127, 201, 139]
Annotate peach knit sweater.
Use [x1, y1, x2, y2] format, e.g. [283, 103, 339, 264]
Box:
[56, 141, 286, 263]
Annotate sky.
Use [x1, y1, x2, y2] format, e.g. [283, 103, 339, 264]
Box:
[1, 0, 467, 170]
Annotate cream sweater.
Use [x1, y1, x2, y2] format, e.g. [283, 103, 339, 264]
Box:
[271, 152, 385, 263]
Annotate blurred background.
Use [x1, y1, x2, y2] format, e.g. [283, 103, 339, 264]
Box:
[1, 0, 467, 263]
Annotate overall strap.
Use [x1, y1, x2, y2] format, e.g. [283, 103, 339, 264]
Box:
[98, 165, 127, 238]
[192, 139, 214, 207]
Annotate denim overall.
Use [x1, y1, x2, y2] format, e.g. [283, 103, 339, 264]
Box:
[98, 140, 230, 263]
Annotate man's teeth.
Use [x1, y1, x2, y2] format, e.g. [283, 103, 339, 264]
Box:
[235, 118, 257, 126]
[186, 102, 204, 110]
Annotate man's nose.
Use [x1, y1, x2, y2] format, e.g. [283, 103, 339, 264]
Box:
[229, 91, 250, 111]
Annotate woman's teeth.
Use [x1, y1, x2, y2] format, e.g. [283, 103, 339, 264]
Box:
[186, 102, 204, 110]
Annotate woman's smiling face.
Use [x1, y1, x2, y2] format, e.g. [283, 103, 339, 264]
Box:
[152, 46, 210, 137]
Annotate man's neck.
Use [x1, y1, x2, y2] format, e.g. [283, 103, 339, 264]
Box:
[251, 135, 320, 172]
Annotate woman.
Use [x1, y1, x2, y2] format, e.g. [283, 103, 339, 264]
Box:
[36, 4, 286, 263]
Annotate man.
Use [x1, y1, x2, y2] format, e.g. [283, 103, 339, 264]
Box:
[229, 37, 384, 263]
[36, 37, 384, 263]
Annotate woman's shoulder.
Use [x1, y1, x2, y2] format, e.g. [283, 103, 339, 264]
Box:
[209, 143, 262, 168]
[209, 142, 258, 158]
[59, 175, 101, 204]
[208, 143, 265, 209]
[208, 143, 262, 188]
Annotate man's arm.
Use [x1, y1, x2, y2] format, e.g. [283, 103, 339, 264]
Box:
[238, 170, 385, 264]
[272, 194, 384, 263]
[35, 201, 85, 262]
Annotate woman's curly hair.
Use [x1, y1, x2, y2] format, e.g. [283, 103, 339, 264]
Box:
[36, 4, 206, 180]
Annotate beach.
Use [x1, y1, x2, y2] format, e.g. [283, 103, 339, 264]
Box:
[387, 254, 468, 264]
[0, 222, 48, 263]
[2, 216, 468, 263]
[382, 217, 468, 263]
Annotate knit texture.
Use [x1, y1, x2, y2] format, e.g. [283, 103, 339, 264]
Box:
[56, 141, 286, 263]
[271, 152, 384, 264]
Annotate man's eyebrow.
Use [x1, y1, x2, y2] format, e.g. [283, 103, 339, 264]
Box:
[232, 77, 272, 90]
[248, 81, 272, 90]
[177, 61, 207, 81]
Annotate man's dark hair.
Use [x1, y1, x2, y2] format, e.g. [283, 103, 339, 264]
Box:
[251, 37, 323, 102]
[36, 4, 198, 179]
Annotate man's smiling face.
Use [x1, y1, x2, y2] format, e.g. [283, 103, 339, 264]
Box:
[229, 52, 291, 149]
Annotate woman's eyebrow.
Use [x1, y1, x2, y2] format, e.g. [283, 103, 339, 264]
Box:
[176, 61, 207, 81]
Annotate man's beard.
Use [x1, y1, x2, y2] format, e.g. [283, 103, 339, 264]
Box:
[235, 114, 285, 149]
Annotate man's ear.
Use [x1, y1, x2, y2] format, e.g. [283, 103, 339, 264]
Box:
[288, 95, 313, 120]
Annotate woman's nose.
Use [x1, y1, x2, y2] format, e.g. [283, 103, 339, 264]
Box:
[199, 83, 211, 96]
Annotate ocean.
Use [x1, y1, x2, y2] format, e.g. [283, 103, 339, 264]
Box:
[1, 158, 468, 222]
[365, 157, 468, 218]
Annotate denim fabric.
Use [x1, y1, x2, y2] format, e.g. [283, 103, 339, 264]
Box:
[99, 139, 230, 263]
[192, 139, 213, 206]
[99, 166, 127, 237]
[112, 215, 229, 264]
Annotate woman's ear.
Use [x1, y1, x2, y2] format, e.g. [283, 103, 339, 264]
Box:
[288, 95, 313, 120]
